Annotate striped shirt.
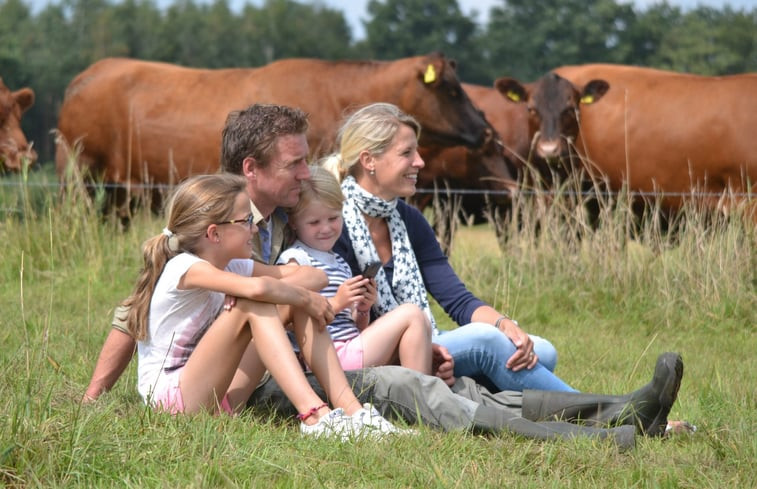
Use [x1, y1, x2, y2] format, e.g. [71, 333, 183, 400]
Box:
[278, 240, 359, 342]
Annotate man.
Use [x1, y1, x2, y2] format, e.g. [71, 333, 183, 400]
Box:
[83, 103, 683, 450]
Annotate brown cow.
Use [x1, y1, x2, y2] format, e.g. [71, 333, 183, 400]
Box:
[415, 129, 518, 252]
[462, 82, 532, 168]
[55, 54, 489, 212]
[0, 77, 36, 172]
[411, 82, 528, 249]
[494, 72, 609, 187]
[501, 65, 757, 219]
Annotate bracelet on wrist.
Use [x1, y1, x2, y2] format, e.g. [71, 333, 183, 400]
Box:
[494, 315, 513, 329]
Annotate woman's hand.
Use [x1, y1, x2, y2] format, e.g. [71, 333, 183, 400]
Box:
[498, 318, 538, 371]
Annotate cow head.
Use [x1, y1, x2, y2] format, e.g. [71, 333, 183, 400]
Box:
[0, 78, 37, 172]
[468, 127, 518, 193]
[418, 126, 516, 193]
[495, 72, 608, 162]
[401, 52, 489, 150]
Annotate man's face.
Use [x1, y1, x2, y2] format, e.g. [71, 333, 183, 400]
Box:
[249, 133, 310, 214]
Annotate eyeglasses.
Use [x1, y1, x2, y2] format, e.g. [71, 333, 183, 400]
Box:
[216, 213, 255, 230]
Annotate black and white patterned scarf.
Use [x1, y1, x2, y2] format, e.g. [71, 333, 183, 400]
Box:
[341, 176, 437, 333]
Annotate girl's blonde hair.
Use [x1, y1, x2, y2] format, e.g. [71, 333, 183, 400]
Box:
[322, 102, 421, 181]
[124, 173, 248, 340]
[288, 164, 345, 220]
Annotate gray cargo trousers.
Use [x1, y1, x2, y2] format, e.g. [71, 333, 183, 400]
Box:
[248, 365, 635, 448]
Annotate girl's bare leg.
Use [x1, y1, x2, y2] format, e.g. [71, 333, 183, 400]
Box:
[180, 299, 329, 422]
[240, 300, 332, 423]
[179, 306, 255, 414]
[358, 303, 432, 374]
[226, 339, 267, 413]
[292, 309, 362, 416]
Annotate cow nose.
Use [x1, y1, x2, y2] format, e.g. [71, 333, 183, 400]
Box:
[537, 140, 560, 158]
[483, 127, 494, 144]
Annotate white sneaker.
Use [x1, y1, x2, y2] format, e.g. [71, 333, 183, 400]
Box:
[300, 408, 350, 439]
[349, 403, 417, 438]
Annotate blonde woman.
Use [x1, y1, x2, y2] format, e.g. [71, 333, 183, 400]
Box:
[324, 102, 575, 393]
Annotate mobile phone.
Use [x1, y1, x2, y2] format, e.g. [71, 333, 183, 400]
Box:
[362, 261, 381, 279]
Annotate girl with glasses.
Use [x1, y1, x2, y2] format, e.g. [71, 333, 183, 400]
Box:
[122, 173, 402, 438]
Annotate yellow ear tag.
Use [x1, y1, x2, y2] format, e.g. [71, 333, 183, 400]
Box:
[506, 90, 521, 102]
[424, 64, 436, 84]
[581, 94, 594, 104]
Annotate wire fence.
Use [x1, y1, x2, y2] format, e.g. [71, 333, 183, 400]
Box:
[1, 179, 753, 199]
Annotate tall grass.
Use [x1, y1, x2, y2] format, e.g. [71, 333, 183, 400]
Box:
[1, 167, 755, 487]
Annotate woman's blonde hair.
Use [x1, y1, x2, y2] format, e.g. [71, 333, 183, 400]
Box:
[123, 173, 248, 340]
[288, 164, 344, 220]
[322, 102, 421, 181]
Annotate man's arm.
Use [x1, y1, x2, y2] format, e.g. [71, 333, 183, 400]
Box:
[82, 328, 136, 402]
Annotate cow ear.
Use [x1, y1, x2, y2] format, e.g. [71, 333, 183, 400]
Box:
[580, 80, 609, 105]
[494, 77, 528, 104]
[13, 88, 35, 113]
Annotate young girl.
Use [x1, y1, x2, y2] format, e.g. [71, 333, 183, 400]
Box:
[279, 165, 433, 375]
[123, 173, 400, 437]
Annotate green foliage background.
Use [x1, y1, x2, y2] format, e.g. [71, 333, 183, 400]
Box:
[1, 0, 756, 165]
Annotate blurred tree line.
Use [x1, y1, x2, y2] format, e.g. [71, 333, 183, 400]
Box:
[1, 0, 755, 164]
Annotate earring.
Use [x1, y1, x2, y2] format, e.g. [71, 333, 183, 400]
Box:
[369, 168, 376, 176]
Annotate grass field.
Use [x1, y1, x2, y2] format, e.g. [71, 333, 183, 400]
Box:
[1, 168, 755, 488]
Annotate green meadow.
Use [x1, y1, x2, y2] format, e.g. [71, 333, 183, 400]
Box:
[1, 167, 755, 488]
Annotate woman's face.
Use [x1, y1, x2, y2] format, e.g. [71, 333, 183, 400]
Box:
[362, 124, 424, 200]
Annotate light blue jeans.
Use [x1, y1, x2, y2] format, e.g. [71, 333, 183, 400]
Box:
[435, 322, 577, 392]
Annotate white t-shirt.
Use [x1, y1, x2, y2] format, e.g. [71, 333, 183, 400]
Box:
[137, 252, 254, 404]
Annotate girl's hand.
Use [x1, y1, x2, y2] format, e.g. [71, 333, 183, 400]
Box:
[332, 276, 370, 311]
[355, 279, 377, 310]
[222, 295, 237, 312]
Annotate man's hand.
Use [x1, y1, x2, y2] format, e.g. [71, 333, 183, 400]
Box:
[432, 343, 456, 386]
